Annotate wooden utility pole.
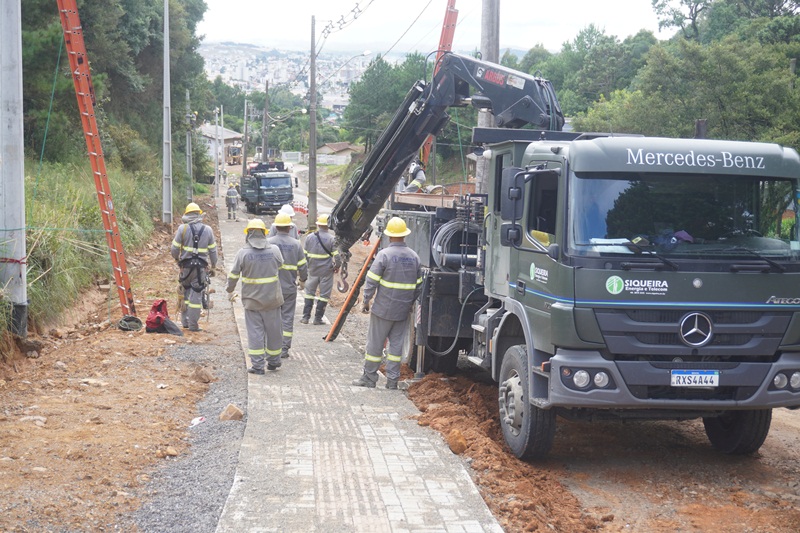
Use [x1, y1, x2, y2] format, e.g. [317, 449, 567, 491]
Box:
[0, 0, 28, 335]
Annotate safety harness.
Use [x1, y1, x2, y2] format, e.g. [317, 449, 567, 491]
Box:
[179, 224, 208, 292]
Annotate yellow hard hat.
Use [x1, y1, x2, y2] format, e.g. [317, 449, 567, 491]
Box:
[185, 202, 202, 215]
[384, 216, 410, 237]
[244, 218, 267, 234]
[274, 213, 293, 227]
[316, 214, 330, 226]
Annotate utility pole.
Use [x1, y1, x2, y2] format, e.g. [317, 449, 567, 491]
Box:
[262, 80, 269, 160]
[308, 15, 318, 229]
[185, 89, 193, 202]
[214, 108, 220, 196]
[241, 99, 249, 177]
[162, 0, 173, 224]
[0, 0, 28, 336]
[475, 0, 499, 195]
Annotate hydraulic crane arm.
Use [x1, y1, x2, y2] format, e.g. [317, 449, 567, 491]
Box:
[330, 52, 564, 274]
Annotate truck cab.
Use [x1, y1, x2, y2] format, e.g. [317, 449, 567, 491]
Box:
[240, 161, 294, 214]
[480, 133, 800, 458]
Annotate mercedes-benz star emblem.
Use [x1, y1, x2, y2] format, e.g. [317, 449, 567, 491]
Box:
[679, 312, 713, 347]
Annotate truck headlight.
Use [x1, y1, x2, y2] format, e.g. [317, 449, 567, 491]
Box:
[593, 372, 610, 388]
[573, 370, 591, 389]
[790, 372, 800, 389]
[774, 373, 788, 389]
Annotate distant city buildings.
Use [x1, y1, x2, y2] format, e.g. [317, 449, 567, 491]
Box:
[198, 42, 374, 110]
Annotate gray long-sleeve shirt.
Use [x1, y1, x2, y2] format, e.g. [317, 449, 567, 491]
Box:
[303, 229, 338, 278]
[269, 233, 308, 296]
[170, 214, 218, 268]
[363, 242, 422, 321]
[226, 240, 284, 311]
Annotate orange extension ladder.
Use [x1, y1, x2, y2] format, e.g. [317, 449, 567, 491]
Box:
[56, 0, 137, 317]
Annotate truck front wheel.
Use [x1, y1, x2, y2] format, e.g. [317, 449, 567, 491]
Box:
[498, 345, 556, 460]
[702, 409, 771, 455]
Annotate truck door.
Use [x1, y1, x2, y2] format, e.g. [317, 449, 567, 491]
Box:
[486, 149, 515, 297]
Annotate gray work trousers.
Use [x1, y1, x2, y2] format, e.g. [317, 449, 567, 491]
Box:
[280, 290, 298, 352]
[304, 273, 333, 304]
[244, 308, 283, 370]
[227, 200, 238, 219]
[181, 286, 203, 329]
[362, 313, 410, 382]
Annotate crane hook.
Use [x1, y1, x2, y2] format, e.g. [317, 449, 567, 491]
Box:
[337, 261, 350, 293]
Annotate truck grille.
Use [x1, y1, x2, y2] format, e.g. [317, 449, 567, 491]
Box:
[594, 309, 791, 362]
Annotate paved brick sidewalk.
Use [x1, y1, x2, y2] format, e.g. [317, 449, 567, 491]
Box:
[214, 205, 502, 533]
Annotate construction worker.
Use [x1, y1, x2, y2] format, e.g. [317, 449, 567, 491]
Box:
[171, 202, 218, 332]
[226, 219, 285, 374]
[225, 183, 239, 220]
[268, 204, 300, 239]
[301, 214, 339, 325]
[352, 217, 422, 389]
[269, 213, 308, 358]
[404, 158, 426, 192]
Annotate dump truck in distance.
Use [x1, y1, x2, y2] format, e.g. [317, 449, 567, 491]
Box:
[329, 51, 800, 459]
[240, 161, 293, 214]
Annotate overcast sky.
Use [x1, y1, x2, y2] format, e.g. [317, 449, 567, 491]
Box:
[197, 0, 668, 56]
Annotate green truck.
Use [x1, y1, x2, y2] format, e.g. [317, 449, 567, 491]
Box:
[239, 161, 294, 214]
[329, 52, 800, 459]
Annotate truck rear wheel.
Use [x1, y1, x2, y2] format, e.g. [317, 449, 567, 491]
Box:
[498, 345, 555, 460]
[702, 409, 772, 455]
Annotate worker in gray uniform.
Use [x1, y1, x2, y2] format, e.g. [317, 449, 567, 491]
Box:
[171, 202, 218, 332]
[226, 219, 285, 374]
[352, 216, 422, 389]
[225, 183, 239, 220]
[268, 204, 300, 239]
[301, 214, 339, 325]
[268, 213, 308, 358]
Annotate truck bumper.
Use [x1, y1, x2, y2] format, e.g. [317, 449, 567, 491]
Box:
[545, 349, 800, 410]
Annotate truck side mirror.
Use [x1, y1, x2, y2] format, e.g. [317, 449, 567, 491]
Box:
[500, 223, 522, 246]
[500, 167, 525, 221]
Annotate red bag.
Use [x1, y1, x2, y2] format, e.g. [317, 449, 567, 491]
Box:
[145, 299, 170, 332]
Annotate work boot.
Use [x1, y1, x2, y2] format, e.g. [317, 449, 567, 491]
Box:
[301, 299, 314, 324]
[313, 302, 327, 325]
[351, 375, 376, 388]
[267, 362, 281, 371]
[385, 378, 398, 390]
[280, 349, 290, 359]
[247, 367, 265, 375]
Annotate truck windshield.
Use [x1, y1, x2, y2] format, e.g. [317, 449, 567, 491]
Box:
[255, 175, 291, 189]
[567, 171, 800, 261]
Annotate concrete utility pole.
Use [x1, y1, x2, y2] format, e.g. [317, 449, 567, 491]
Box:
[162, 0, 173, 223]
[185, 89, 193, 202]
[262, 80, 269, 160]
[0, 0, 28, 336]
[214, 108, 220, 194]
[242, 99, 249, 177]
[475, 0, 499, 195]
[308, 15, 319, 229]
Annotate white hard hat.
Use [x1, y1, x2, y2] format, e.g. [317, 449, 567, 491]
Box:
[279, 204, 296, 217]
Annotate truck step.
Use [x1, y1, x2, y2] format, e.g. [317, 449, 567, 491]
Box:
[471, 324, 485, 333]
[467, 355, 490, 368]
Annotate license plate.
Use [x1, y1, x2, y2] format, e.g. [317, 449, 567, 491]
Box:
[670, 370, 719, 387]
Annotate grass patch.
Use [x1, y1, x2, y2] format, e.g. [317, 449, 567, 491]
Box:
[20, 160, 162, 332]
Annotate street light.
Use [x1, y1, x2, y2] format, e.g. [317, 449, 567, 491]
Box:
[263, 108, 307, 161]
[318, 50, 371, 87]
